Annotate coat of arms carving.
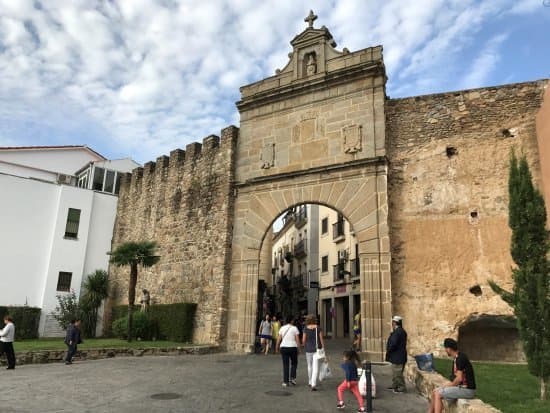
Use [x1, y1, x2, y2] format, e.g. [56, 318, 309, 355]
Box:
[342, 124, 362, 154]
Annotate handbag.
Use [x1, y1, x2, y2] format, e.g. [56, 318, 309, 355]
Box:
[313, 327, 325, 360]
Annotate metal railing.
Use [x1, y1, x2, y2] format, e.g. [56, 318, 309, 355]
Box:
[332, 220, 345, 240]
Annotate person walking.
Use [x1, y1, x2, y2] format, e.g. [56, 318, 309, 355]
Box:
[302, 314, 325, 391]
[427, 338, 476, 413]
[276, 315, 301, 387]
[385, 315, 408, 393]
[64, 319, 82, 365]
[271, 315, 281, 353]
[0, 315, 16, 370]
[258, 314, 272, 355]
[336, 350, 365, 412]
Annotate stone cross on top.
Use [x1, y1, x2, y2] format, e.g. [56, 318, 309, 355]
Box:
[304, 10, 317, 28]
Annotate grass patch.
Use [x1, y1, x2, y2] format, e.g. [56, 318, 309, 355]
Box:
[435, 358, 550, 413]
[15, 338, 195, 352]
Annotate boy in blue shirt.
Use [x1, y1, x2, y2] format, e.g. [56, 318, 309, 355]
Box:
[337, 350, 365, 412]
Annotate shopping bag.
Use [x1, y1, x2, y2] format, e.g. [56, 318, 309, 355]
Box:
[358, 369, 377, 398]
[414, 353, 435, 372]
[319, 360, 333, 381]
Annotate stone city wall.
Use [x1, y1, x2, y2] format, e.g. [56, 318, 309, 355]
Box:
[108, 126, 238, 345]
[386, 80, 548, 358]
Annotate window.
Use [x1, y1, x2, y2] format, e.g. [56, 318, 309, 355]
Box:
[104, 170, 115, 193]
[321, 217, 328, 234]
[64, 208, 81, 239]
[114, 173, 122, 195]
[321, 255, 329, 273]
[56, 271, 72, 292]
[92, 167, 105, 191]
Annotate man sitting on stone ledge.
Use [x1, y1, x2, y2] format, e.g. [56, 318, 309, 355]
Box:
[428, 338, 476, 413]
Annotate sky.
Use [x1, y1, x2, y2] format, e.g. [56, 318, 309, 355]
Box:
[0, 0, 549, 164]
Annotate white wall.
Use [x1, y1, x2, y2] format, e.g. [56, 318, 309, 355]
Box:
[93, 158, 140, 173]
[0, 174, 59, 307]
[0, 148, 102, 177]
[0, 172, 119, 336]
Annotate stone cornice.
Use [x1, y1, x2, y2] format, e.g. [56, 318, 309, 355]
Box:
[235, 156, 388, 188]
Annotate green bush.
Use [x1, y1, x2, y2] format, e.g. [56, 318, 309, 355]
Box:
[0, 306, 41, 339]
[110, 303, 197, 342]
[112, 312, 155, 340]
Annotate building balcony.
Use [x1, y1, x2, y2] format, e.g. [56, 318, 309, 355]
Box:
[333, 264, 345, 283]
[294, 208, 308, 229]
[332, 221, 345, 243]
[294, 239, 307, 258]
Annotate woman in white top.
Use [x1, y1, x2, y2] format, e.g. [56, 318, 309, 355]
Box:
[275, 316, 301, 387]
[0, 315, 16, 369]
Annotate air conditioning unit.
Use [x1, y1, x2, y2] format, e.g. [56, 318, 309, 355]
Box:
[57, 174, 73, 185]
[338, 249, 348, 261]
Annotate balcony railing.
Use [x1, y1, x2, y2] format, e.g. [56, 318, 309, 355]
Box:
[333, 264, 345, 283]
[332, 221, 345, 242]
[295, 208, 308, 228]
[294, 239, 307, 258]
[350, 258, 360, 278]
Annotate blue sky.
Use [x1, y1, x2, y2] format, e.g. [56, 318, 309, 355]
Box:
[0, 0, 549, 164]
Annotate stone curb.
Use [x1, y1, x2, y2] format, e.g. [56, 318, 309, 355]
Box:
[0, 345, 221, 366]
[405, 359, 502, 413]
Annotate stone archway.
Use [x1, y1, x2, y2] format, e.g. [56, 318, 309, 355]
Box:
[227, 159, 391, 360]
[224, 15, 390, 360]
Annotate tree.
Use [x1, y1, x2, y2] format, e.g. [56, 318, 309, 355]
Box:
[489, 152, 550, 400]
[80, 269, 109, 337]
[51, 290, 80, 331]
[108, 241, 160, 342]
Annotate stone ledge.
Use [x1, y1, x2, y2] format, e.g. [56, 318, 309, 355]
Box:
[405, 359, 501, 413]
[0, 346, 221, 366]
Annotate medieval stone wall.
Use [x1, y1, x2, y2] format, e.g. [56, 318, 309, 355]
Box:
[386, 80, 548, 356]
[109, 126, 238, 345]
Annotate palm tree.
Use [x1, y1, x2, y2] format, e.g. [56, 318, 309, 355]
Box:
[108, 241, 160, 342]
[81, 269, 110, 337]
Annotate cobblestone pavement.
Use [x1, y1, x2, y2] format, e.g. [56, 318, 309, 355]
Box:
[0, 340, 427, 413]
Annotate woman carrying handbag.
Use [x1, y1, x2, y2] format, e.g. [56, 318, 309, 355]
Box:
[302, 314, 325, 391]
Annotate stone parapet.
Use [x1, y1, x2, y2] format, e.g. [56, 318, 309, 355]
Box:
[1, 345, 221, 366]
[405, 360, 501, 413]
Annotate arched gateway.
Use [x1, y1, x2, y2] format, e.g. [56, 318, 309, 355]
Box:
[226, 13, 391, 360]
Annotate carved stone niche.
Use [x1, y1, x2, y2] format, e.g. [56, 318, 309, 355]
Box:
[260, 143, 275, 169]
[342, 124, 362, 154]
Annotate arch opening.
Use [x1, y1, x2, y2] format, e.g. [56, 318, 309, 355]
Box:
[458, 314, 525, 362]
[255, 203, 361, 348]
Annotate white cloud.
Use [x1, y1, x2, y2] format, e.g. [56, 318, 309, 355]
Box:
[459, 33, 508, 90]
[0, 0, 541, 162]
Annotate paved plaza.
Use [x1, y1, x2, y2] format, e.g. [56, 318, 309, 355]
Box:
[0, 340, 427, 413]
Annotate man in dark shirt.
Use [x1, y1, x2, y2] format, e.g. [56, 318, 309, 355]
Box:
[428, 338, 476, 413]
[64, 319, 82, 365]
[385, 315, 408, 393]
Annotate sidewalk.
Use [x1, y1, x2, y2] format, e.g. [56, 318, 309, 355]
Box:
[0, 339, 427, 412]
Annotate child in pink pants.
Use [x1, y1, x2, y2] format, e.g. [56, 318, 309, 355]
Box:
[337, 350, 365, 412]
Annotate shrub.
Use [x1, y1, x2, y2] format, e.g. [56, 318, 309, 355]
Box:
[110, 303, 197, 342]
[0, 306, 41, 339]
[112, 312, 155, 340]
[50, 291, 80, 331]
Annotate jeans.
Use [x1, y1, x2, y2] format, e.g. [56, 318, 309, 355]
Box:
[391, 363, 406, 391]
[306, 352, 320, 387]
[65, 343, 78, 363]
[280, 347, 298, 384]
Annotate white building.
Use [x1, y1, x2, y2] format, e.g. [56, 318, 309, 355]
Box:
[270, 204, 359, 339]
[0, 146, 139, 336]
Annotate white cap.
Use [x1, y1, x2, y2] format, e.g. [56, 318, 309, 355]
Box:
[392, 315, 402, 322]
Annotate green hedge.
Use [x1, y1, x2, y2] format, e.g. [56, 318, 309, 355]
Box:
[0, 306, 41, 339]
[111, 303, 197, 342]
